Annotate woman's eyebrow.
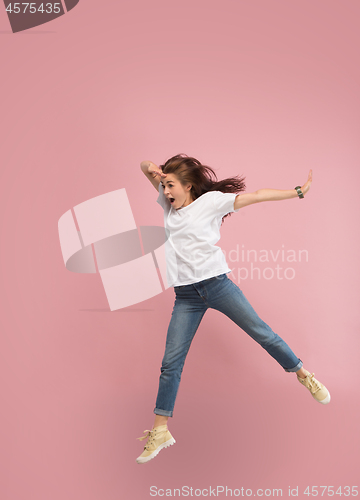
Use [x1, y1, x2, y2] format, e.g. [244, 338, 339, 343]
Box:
[161, 180, 172, 185]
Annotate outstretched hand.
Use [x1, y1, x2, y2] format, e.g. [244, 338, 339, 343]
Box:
[301, 169, 313, 196]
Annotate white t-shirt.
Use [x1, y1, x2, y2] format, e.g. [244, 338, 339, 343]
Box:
[156, 183, 240, 287]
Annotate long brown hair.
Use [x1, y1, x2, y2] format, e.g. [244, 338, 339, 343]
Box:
[159, 153, 246, 224]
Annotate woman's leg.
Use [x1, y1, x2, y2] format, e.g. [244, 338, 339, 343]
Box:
[153, 414, 168, 428]
[201, 275, 330, 404]
[154, 285, 208, 418]
[297, 367, 307, 378]
[136, 286, 208, 464]
[204, 275, 302, 371]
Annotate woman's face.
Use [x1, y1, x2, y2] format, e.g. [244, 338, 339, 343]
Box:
[160, 173, 193, 210]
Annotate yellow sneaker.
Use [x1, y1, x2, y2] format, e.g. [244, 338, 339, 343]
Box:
[136, 425, 176, 464]
[297, 370, 330, 404]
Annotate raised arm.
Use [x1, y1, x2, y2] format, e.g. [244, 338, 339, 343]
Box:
[234, 169, 312, 210]
[140, 161, 167, 191]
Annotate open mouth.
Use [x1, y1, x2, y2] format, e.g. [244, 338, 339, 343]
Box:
[169, 197, 175, 204]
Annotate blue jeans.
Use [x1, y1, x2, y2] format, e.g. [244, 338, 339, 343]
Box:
[154, 273, 303, 417]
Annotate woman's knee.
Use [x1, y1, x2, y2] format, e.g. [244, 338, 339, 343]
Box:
[161, 344, 190, 369]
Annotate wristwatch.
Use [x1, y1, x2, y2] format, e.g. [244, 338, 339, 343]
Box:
[294, 186, 304, 199]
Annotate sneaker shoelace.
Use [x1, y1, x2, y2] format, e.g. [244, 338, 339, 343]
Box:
[137, 429, 159, 451]
[306, 373, 322, 394]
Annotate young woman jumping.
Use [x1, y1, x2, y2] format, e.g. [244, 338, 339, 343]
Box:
[136, 154, 330, 465]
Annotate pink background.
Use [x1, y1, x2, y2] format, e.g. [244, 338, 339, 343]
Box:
[1, 1, 359, 499]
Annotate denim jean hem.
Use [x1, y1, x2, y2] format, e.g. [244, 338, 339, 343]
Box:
[284, 359, 303, 373]
[154, 408, 173, 417]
